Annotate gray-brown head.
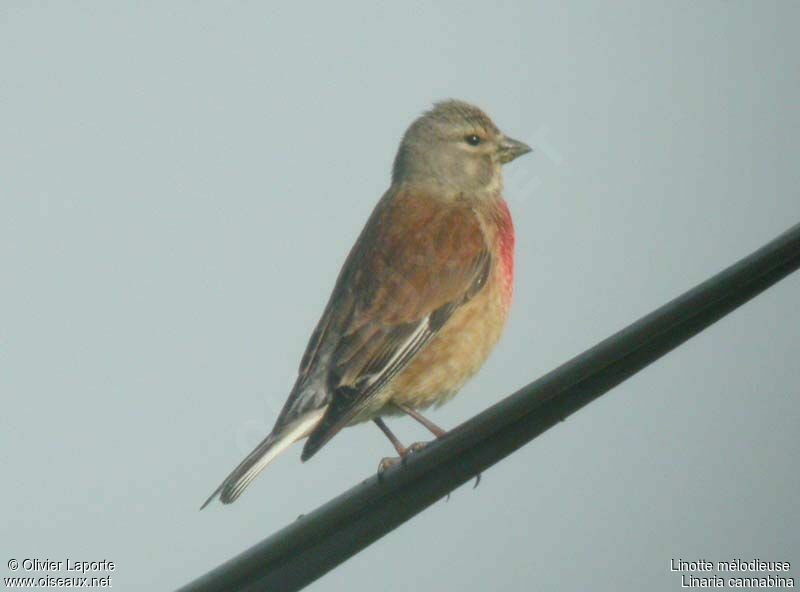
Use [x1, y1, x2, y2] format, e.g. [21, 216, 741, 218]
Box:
[392, 100, 531, 193]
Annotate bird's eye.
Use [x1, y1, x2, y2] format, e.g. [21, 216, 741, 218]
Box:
[465, 134, 482, 146]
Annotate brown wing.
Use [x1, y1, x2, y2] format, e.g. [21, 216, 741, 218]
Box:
[299, 189, 491, 460]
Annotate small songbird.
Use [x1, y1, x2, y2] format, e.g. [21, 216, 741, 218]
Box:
[202, 100, 531, 508]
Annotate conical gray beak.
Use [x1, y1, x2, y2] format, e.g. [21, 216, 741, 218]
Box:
[498, 136, 532, 164]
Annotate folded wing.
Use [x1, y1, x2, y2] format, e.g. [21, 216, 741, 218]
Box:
[296, 189, 492, 460]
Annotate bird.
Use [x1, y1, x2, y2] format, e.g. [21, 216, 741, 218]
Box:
[201, 99, 531, 508]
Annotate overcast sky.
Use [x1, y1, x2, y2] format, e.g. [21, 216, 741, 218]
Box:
[2, 2, 798, 591]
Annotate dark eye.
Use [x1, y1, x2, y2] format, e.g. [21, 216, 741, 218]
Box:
[465, 134, 482, 146]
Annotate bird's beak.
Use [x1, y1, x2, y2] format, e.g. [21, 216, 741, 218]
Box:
[498, 136, 532, 164]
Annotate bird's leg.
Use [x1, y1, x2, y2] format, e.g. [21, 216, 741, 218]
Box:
[390, 404, 442, 462]
[373, 417, 406, 455]
[393, 403, 447, 438]
[373, 418, 406, 474]
[393, 402, 482, 488]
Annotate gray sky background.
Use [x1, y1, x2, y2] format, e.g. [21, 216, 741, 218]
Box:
[2, 2, 798, 590]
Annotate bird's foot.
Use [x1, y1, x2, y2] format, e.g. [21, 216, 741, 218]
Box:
[377, 441, 431, 478]
[400, 441, 429, 464]
[405, 441, 428, 455]
[377, 456, 398, 483]
[377, 456, 401, 477]
[473, 473, 482, 489]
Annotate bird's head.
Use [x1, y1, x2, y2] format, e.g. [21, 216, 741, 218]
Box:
[392, 100, 531, 195]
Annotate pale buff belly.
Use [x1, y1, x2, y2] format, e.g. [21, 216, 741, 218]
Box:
[377, 264, 510, 413]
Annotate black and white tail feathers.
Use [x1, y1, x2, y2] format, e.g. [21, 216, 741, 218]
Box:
[200, 408, 326, 509]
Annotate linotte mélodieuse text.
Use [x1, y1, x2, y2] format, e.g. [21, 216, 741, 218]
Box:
[671, 559, 794, 588]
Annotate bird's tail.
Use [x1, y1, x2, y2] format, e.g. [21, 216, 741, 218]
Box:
[200, 408, 326, 509]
